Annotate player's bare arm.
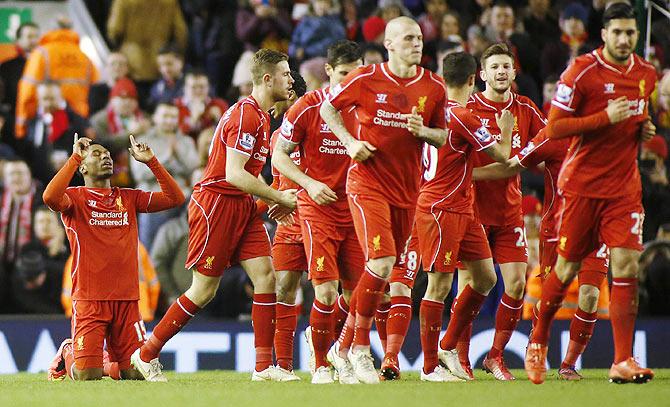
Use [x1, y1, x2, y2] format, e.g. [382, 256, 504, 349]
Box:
[320, 99, 376, 162]
[128, 134, 155, 163]
[272, 137, 337, 206]
[43, 133, 91, 212]
[405, 106, 446, 148]
[226, 147, 297, 209]
[473, 158, 522, 181]
[483, 110, 514, 162]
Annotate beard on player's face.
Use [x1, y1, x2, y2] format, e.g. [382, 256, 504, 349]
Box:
[606, 42, 633, 62]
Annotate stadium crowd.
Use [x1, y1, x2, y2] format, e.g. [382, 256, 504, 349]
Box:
[0, 0, 669, 320]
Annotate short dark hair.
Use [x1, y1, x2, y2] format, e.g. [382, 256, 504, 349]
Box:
[327, 40, 362, 68]
[185, 68, 209, 81]
[16, 22, 38, 40]
[154, 101, 178, 114]
[251, 48, 289, 85]
[480, 43, 515, 68]
[442, 52, 477, 86]
[603, 2, 636, 27]
[492, 0, 513, 11]
[290, 70, 307, 97]
[157, 44, 183, 59]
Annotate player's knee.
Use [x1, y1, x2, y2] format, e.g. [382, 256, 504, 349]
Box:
[505, 277, 526, 298]
[367, 257, 395, 278]
[611, 251, 639, 278]
[276, 284, 297, 304]
[425, 273, 451, 301]
[578, 285, 600, 313]
[253, 271, 276, 293]
[74, 368, 103, 381]
[314, 281, 338, 305]
[555, 260, 580, 283]
[390, 282, 411, 297]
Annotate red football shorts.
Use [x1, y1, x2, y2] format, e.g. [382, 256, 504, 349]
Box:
[348, 193, 414, 262]
[71, 300, 144, 370]
[416, 210, 491, 273]
[390, 224, 422, 289]
[272, 225, 307, 272]
[301, 220, 364, 290]
[186, 189, 271, 276]
[482, 221, 529, 264]
[539, 238, 608, 287]
[557, 192, 644, 262]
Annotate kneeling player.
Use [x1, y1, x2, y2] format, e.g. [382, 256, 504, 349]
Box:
[45, 134, 185, 380]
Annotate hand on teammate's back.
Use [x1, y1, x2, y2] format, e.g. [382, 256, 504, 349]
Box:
[305, 179, 338, 206]
[277, 188, 298, 210]
[606, 96, 633, 124]
[496, 110, 515, 141]
[128, 134, 155, 163]
[72, 133, 92, 157]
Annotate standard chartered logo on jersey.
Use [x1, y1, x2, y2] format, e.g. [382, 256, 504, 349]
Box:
[89, 210, 129, 226]
[374, 109, 408, 128]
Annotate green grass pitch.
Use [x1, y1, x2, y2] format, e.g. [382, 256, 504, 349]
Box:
[2, 370, 669, 407]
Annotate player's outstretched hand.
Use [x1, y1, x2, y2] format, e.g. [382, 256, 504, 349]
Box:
[268, 204, 295, 226]
[606, 96, 632, 124]
[405, 106, 425, 137]
[347, 139, 376, 162]
[72, 132, 92, 157]
[495, 110, 514, 140]
[306, 179, 338, 206]
[128, 134, 155, 163]
[640, 118, 656, 142]
[277, 188, 298, 210]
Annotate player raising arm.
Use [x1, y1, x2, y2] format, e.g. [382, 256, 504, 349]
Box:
[132, 49, 296, 382]
[45, 133, 184, 381]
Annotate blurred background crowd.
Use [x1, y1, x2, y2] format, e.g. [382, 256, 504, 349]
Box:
[0, 0, 668, 321]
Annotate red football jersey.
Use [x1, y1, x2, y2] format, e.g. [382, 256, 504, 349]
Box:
[551, 48, 657, 198]
[418, 100, 497, 214]
[468, 92, 546, 226]
[515, 129, 570, 240]
[61, 187, 152, 300]
[197, 95, 271, 195]
[281, 87, 358, 226]
[270, 127, 302, 236]
[329, 63, 447, 208]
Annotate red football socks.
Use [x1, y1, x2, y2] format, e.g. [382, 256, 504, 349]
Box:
[141, 294, 200, 362]
[375, 301, 391, 352]
[386, 296, 412, 357]
[440, 285, 486, 351]
[352, 269, 387, 348]
[334, 295, 349, 338]
[610, 278, 638, 363]
[488, 293, 524, 358]
[531, 272, 569, 345]
[562, 307, 597, 368]
[420, 299, 444, 374]
[252, 293, 277, 372]
[310, 299, 335, 369]
[274, 302, 298, 371]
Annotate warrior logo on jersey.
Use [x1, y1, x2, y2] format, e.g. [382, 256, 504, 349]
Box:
[481, 118, 490, 127]
[376, 93, 388, 104]
[116, 196, 126, 212]
[604, 83, 615, 94]
[316, 256, 325, 272]
[240, 133, 256, 150]
[444, 251, 452, 266]
[416, 96, 427, 113]
[204, 256, 215, 270]
[475, 126, 493, 143]
[373, 234, 382, 251]
[555, 84, 573, 103]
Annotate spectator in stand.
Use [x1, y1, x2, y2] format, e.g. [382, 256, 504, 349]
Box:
[11, 206, 68, 314]
[229, 50, 254, 102]
[0, 159, 42, 312]
[362, 16, 386, 44]
[62, 242, 160, 321]
[467, 24, 491, 61]
[24, 82, 94, 186]
[88, 52, 131, 115]
[641, 135, 670, 242]
[107, 0, 187, 89]
[541, 74, 559, 116]
[417, 0, 449, 43]
[11, 241, 63, 314]
[639, 224, 670, 316]
[174, 70, 228, 140]
[541, 2, 596, 81]
[651, 72, 670, 138]
[289, 0, 345, 64]
[131, 102, 198, 250]
[522, 0, 560, 51]
[361, 43, 385, 65]
[196, 127, 214, 167]
[341, 0, 363, 42]
[0, 22, 40, 148]
[440, 11, 462, 40]
[375, 0, 410, 21]
[236, 0, 293, 52]
[299, 57, 329, 91]
[90, 78, 150, 187]
[15, 20, 100, 139]
[148, 46, 185, 111]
